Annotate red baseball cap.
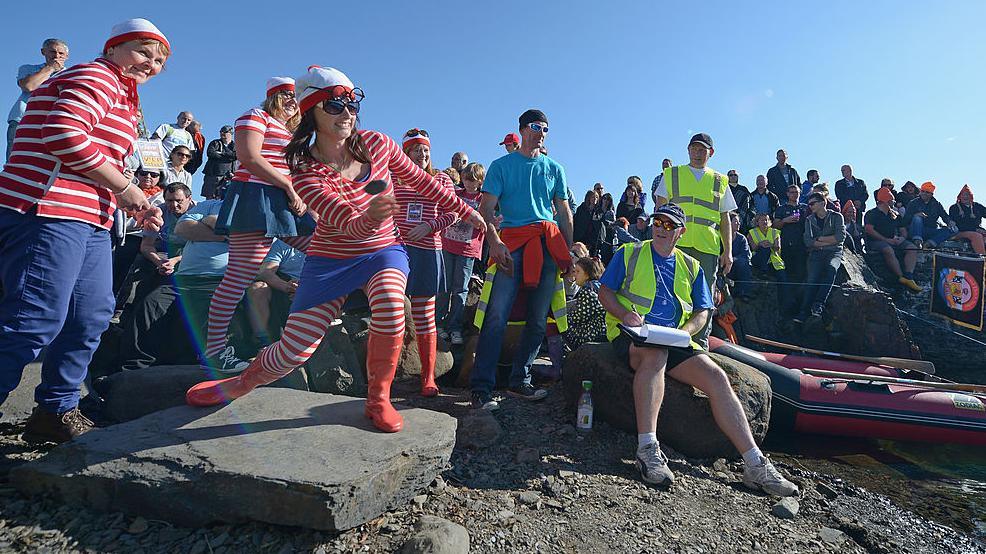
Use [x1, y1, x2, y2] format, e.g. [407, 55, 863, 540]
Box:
[499, 133, 520, 145]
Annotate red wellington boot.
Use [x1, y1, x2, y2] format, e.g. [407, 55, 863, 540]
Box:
[364, 331, 405, 432]
[418, 331, 439, 397]
[186, 356, 271, 407]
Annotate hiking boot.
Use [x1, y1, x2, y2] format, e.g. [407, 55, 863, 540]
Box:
[470, 392, 499, 411]
[636, 443, 674, 486]
[22, 406, 94, 444]
[201, 346, 250, 374]
[506, 383, 548, 401]
[898, 276, 922, 292]
[449, 331, 464, 345]
[743, 456, 800, 497]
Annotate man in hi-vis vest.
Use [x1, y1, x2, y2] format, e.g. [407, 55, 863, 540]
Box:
[654, 133, 736, 348]
[598, 203, 797, 496]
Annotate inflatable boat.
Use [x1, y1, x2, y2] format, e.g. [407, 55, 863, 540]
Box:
[709, 338, 986, 446]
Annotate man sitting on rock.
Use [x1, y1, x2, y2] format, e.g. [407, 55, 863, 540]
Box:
[597, 203, 798, 496]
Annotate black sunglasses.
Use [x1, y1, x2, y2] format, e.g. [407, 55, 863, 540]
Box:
[405, 128, 429, 138]
[136, 170, 158, 177]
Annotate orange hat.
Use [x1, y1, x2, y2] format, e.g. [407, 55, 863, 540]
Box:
[920, 181, 936, 193]
[875, 187, 895, 204]
[959, 184, 973, 202]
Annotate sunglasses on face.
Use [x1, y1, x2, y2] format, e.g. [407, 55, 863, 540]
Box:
[173, 152, 191, 159]
[528, 122, 548, 134]
[323, 98, 360, 115]
[653, 217, 680, 231]
[136, 170, 158, 178]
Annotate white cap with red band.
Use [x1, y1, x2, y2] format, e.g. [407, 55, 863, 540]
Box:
[104, 18, 170, 53]
[296, 66, 355, 114]
[266, 77, 295, 97]
[402, 129, 430, 149]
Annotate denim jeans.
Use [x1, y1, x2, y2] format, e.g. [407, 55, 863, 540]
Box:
[909, 215, 954, 245]
[799, 249, 842, 316]
[471, 242, 557, 395]
[0, 208, 114, 413]
[728, 257, 754, 297]
[441, 251, 475, 333]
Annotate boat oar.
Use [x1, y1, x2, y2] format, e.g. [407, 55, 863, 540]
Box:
[801, 368, 986, 394]
[746, 336, 937, 375]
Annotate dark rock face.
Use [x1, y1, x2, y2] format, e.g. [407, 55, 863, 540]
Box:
[728, 250, 919, 360]
[304, 322, 367, 397]
[96, 366, 211, 423]
[561, 343, 771, 459]
[10, 389, 456, 532]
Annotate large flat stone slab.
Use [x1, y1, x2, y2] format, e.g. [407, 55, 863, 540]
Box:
[10, 388, 456, 531]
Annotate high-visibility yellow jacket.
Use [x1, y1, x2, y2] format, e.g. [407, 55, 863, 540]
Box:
[663, 165, 728, 255]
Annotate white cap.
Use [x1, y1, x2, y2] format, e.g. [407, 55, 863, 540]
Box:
[296, 66, 355, 114]
[402, 129, 430, 149]
[104, 18, 170, 53]
[266, 77, 295, 97]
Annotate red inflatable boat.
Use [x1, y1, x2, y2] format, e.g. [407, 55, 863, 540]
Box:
[709, 338, 986, 446]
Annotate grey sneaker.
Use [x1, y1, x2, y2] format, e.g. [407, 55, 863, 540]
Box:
[636, 443, 675, 486]
[202, 346, 250, 374]
[506, 383, 548, 401]
[743, 456, 799, 497]
[470, 392, 499, 411]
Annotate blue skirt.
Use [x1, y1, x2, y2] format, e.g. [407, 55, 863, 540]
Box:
[215, 180, 316, 238]
[290, 245, 410, 313]
[405, 245, 446, 297]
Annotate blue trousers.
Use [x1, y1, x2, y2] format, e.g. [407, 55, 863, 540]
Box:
[0, 208, 113, 413]
[909, 215, 954, 245]
[471, 242, 556, 394]
[799, 249, 842, 316]
[728, 257, 753, 297]
[441, 251, 475, 333]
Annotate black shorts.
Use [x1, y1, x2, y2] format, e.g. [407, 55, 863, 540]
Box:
[611, 334, 701, 372]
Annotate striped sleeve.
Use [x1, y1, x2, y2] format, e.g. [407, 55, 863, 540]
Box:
[384, 135, 472, 218]
[427, 171, 459, 233]
[235, 108, 270, 135]
[294, 171, 382, 238]
[40, 68, 117, 172]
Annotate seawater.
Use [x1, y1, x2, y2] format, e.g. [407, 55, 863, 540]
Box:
[767, 432, 986, 541]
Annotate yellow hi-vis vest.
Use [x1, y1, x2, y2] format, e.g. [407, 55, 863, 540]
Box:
[474, 264, 568, 332]
[664, 165, 727, 255]
[748, 227, 785, 270]
[604, 241, 701, 349]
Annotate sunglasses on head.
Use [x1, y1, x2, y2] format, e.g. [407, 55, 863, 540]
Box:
[527, 122, 548, 134]
[652, 217, 681, 231]
[406, 128, 429, 138]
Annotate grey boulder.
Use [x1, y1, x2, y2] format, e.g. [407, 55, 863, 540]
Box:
[11, 388, 456, 531]
[400, 515, 470, 554]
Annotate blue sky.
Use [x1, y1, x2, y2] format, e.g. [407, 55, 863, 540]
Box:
[3, 1, 985, 206]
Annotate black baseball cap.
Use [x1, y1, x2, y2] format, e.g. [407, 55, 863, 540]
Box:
[519, 109, 548, 128]
[653, 203, 687, 227]
[220, 125, 233, 133]
[689, 133, 713, 149]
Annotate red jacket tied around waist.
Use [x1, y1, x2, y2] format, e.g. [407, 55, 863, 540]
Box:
[498, 221, 572, 288]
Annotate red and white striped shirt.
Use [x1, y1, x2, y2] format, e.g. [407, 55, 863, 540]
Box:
[293, 130, 476, 259]
[231, 108, 291, 185]
[394, 170, 458, 250]
[0, 58, 140, 229]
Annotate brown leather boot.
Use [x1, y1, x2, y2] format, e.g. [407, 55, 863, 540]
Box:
[418, 331, 439, 397]
[22, 406, 93, 444]
[364, 331, 404, 432]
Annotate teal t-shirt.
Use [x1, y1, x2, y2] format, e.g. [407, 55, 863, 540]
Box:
[482, 151, 567, 229]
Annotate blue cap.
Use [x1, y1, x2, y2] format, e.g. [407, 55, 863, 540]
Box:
[653, 203, 686, 227]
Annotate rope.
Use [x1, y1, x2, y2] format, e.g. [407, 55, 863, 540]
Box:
[893, 307, 986, 347]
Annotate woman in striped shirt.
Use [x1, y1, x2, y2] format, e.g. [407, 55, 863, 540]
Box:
[202, 77, 316, 373]
[0, 19, 169, 444]
[187, 66, 484, 433]
[395, 129, 458, 397]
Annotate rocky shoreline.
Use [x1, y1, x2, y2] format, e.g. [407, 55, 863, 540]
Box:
[1, 380, 983, 554]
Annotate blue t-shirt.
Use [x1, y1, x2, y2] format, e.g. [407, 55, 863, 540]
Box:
[264, 240, 306, 280]
[482, 151, 567, 228]
[600, 245, 714, 328]
[8, 64, 52, 123]
[175, 200, 229, 277]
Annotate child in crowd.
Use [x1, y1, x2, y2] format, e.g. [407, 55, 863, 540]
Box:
[570, 242, 590, 260]
[564, 256, 607, 350]
[440, 162, 486, 345]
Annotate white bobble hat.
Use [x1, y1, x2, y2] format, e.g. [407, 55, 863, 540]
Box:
[296, 66, 355, 114]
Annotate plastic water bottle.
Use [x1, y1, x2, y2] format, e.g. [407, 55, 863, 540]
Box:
[576, 380, 593, 431]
